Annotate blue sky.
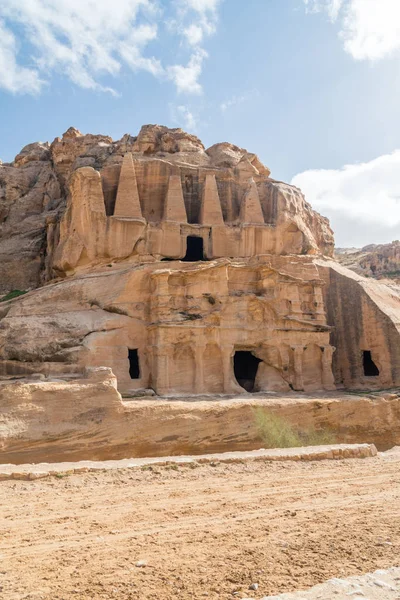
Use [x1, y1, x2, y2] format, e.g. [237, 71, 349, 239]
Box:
[1, 0, 400, 246]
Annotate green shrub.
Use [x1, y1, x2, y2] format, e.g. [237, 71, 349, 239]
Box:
[253, 407, 335, 449]
[0, 289, 28, 302]
[165, 464, 179, 471]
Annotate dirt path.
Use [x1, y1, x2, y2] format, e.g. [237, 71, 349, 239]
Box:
[1, 455, 400, 600]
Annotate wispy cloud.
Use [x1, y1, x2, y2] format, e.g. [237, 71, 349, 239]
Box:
[304, 0, 400, 61]
[167, 49, 207, 95]
[220, 89, 258, 112]
[170, 104, 198, 131]
[304, 0, 344, 21]
[0, 20, 43, 94]
[0, 0, 223, 96]
[0, 0, 157, 95]
[177, 0, 222, 45]
[166, 0, 222, 93]
[292, 151, 400, 246]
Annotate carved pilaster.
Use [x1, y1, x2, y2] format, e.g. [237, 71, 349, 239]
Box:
[194, 343, 206, 394]
[153, 343, 172, 395]
[291, 345, 305, 391]
[150, 272, 170, 321]
[321, 345, 336, 390]
[221, 345, 243, 394]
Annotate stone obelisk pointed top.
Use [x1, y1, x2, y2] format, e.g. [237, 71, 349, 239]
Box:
[114, 153, 143, 219]
[163, 175, 187, 223]
[199, 173, 224, 226]
[240, 178, 264, 224]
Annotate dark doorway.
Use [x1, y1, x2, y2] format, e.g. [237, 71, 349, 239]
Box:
[182, 236, 205, 261]
[363, 350, 379, 377]
[234, 351, 262, 392]
[128, 349, 140, 379]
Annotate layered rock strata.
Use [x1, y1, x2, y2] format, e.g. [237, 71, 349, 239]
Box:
[336, 241, 400, 284]
[0, 125, 399, 404]
[0, 125, 333, 293]
[0, 368, 398, 463]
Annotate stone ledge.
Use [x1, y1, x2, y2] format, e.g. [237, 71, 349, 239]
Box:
[255, 566, 400, 599]
[0, 443, 377, 482]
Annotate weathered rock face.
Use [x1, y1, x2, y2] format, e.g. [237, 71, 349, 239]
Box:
[1, 252, 399, 396]
[0, 147, 62, 292]
[0, 124, 334, 294]
[0, 125, 399, 403]
[0, 255, 336, 394]
[336, 241, 400, 284]
[318, 259, 400, 389]
[52, 150, 334, 275]
[0, 367, 399, 463]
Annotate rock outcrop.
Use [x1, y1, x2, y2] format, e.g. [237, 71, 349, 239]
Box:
[0, 124, 334, 294]
[336, 241, 400, 284]
[0, 125, 399, 408]
[317, 259, 400, 389]
[0, 367, 398, 463]
[0, 254, 337, 394]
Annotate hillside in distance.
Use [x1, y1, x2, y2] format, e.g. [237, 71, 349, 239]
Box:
[335, 241, 400, 285]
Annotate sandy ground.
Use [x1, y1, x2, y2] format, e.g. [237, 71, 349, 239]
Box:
[1, 455, 400, 600]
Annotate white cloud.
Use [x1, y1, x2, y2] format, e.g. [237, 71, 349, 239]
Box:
[183, 23, 205, 45]
[220, 89, 258, 112]
[176, 0, 221, 45]
[305, 0, 400, 61]
[0, 0, 158, 94]
[342, 0, 400, 61]
[171, 104, 197, 130]
[304, 0, 344, 21]
[167, 49, 206, 94]
[0, 20, 43, 94]
[220, 95, 245, 112]
[118, 24, 163, 76]
[291, 151, 400, 246]
[166, 1, 221, 91]
[0, 0, 222, 95]
[183, 0, 221, 10]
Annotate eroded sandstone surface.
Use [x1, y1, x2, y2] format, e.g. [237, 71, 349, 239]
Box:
[0, 124, 333, 294]
[0, 125, 400, 462]
[0, 367, 399, 463]
[336, 241, 400, 284]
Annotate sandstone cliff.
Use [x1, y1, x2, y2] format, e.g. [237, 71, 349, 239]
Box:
[1, 126, 399, 397]
[1, 126, 400, 463]
[335, 241, 400, 284]
[0, 125, 334, 294]
[0, 367, 398, 463]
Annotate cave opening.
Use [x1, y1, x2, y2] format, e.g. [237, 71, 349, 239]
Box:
[233, 351, 262, 392]
[182, 236, 206, 262]
[362, 350, 380, 377]
[128, 348, 140, 379]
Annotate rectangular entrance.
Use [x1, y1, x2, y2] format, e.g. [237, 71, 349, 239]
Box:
[182, 236, 205, 261]
[362, 350, 379, 376]
[234, 351, 262, 392]
[128, 349, 140, 379]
